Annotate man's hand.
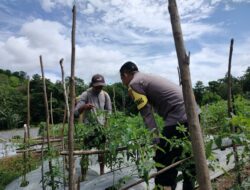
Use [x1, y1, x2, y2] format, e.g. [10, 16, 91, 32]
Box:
[79, 103, 95, 112]
[84, 103, 95, 110]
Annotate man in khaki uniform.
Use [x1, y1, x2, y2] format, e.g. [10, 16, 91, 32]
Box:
[120, 61, 196, 190]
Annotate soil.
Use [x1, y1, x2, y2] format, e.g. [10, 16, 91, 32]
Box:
[211, 164, 250, 190]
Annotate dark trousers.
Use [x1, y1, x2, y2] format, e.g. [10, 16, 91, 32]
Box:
[153, 123, 196, 190]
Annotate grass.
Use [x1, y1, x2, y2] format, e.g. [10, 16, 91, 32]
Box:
[0, 153, 41, 190]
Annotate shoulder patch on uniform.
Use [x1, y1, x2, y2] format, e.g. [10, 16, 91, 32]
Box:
[128, 87, 148, 110]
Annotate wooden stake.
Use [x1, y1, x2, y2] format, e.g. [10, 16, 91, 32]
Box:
[227, 38, 241, 185]
[68, 4, 77, 190]
[40, 55, 55, 190]
[26, 77, 31, 171]
[27, 78, 30, 139]
[50, 92, 54, 126]
[168, 1, 212, 189]
[21, 124, 28, 186]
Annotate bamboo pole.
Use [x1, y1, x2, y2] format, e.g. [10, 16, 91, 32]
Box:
[68, 4, 76, 190]
[227, 39, 234, 117]
[168, 1, 212, 189]
[40, 55, 55, 190]
[16, 139, 62, 150]
[21, 124, 28, 186]
[227, 38, 241, 185]
[58, 58, 68, 190]
[50, 92, 54, 126]
[27, 78, 30, 139]
[41, 127, 45, 190]
[26, 77, 31, 171]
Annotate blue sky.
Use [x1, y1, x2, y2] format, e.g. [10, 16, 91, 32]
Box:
[0, 0, 249, 86]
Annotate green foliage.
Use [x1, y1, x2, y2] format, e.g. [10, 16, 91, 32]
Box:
[200, 100, 228, 134]
[73, 112, 166, 185]
[0, 154, 40, 190]
[201, 97, 250, 188]
[42, 164, 63, 189]
[0, 81, 25, 129]
[202, 91, 222, 105]
[194, 81, 205, 105]
[1, 66, 250, 130]
[241, 67, 250, 93]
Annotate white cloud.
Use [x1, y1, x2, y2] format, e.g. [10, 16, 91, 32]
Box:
[40, 0, 73, 12]
[75, 45, 127, 84]
[189, 39, 250, 85]
[1, 0, 250, 86]
[20, 19, 69, 50]
[182, 22, 221, 40]
[40, 0, 56, 12]
[0, 19, 71, 79]
[0, 18, 128, 83]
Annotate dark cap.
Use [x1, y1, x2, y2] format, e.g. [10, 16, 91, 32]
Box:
[120, 61, 139, 75]
[91, 74, 106, 87]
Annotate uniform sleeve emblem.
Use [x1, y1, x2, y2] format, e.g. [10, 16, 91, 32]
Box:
[128, 87, 148, 110]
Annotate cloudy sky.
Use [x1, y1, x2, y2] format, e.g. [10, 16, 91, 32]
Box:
[0, 0, 249, 86]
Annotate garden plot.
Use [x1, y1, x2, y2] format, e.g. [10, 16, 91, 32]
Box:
[5, 146, 241, 190]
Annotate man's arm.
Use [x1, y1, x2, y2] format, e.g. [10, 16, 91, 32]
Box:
[128, 85, 158, 132]
[74, 92, 94, 116]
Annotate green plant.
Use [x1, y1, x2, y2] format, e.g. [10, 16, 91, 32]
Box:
[0, 154, 40, 190]
[201, 97, 250, 188]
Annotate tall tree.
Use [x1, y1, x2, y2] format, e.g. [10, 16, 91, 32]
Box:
[193, 81, 205, 105]
[241, 67, 250, 94]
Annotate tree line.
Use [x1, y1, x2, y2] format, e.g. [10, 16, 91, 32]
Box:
[193, 67, 250, 106]
[0, 67, 249, 130]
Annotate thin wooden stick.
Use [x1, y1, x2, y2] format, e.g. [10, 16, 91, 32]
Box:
[16, 139, 62, 150]
[41, 122, 46, 190]
[59, 59, 69, 188]
[50, 92, 54, 126]
[22, 124, 28, 185]
[27, 78, 30, 139]
[68, 4, 77, 190]
[227, 38, 241, 185]
[26, 77, 31, 171]
[40, 55, 55, 190]
[120, 157, 191, 190]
